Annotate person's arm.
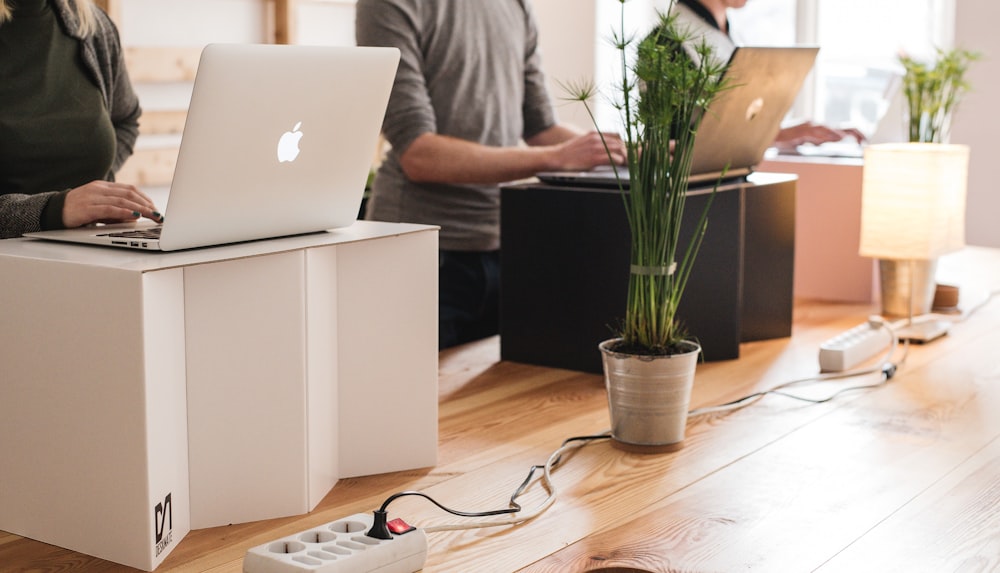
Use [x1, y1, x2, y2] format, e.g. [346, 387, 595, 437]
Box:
[60, 181, 161, 228]
[0, 182, 162, 240]
[399, 128, 625, 184]
[107, 53, 141, 175]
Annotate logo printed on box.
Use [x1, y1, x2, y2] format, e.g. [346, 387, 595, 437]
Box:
[154, 493, 173, 557]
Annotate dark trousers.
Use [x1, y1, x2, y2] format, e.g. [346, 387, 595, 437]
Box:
[438, 249, 500, 350]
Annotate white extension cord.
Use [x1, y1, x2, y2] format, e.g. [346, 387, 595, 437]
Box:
[818, 316, 894, 372]
[243, 513, 427, 573]
[241, 436, 600, 573]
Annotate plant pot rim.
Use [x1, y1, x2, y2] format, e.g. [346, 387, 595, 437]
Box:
[598, 337, 701, 360]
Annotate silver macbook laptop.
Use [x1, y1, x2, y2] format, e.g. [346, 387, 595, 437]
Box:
[536, 46, 819, 188]
[26, 43, 399, 251]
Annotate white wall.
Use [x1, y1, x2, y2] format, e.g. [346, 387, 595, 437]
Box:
[531, 0, 598, 132]
[951, 3, 1000, 248]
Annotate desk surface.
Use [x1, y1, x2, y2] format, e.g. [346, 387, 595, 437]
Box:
[3, 248, 999, 572]
[0, 220, 435, 272]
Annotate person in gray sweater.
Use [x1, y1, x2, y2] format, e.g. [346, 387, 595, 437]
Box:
[0, 0, 162, 240]
[357, 0, 626, 349]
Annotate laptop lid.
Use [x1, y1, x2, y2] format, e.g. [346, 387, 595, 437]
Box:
[536, 46, 819, 188]
[26, 44, 399, 251]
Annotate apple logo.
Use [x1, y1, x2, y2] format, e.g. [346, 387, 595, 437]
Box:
[745, 97, 765, 123]
[277, 121, 304, 163]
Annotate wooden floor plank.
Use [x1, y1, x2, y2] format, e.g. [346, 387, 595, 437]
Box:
[816, 436, 1000, 572]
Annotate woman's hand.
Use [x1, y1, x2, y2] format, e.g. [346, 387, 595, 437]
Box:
[775, 121, 867, 151]
[62, 181, 163, 228]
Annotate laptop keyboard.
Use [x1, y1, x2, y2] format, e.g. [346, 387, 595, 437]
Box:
[98, 227, 162, 240]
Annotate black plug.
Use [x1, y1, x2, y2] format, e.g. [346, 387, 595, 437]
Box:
[882, 362, 897, 380]
[366, 509, 393, 540]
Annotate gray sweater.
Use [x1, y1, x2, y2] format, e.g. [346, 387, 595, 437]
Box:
[0, 0, 141, 239]
[356, 0, 557, 251]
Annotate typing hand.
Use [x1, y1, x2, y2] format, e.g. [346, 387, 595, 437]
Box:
[775, 121, 867, 151]
[62, 181, 164, 228]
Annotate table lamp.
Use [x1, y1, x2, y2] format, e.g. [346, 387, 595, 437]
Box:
[859, 142, 969, 341]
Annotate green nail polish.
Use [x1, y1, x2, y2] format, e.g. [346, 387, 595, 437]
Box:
[132, 211, 141, 217]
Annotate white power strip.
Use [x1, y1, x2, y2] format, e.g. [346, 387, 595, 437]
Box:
[818, 319, 893, 372]
[243, 513, 427, 573]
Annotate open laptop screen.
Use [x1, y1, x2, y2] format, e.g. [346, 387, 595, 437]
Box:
[535, 46, 819, 189]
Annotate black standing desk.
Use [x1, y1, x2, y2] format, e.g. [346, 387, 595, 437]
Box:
[499, 172, 797, 374]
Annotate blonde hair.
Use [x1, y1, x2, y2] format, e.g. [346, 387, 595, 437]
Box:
[0, 0, 97, 36]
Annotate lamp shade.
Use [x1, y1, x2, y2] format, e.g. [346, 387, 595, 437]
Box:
[859, 142, 969, 260]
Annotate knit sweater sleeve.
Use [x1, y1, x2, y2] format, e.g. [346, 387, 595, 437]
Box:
[0, 192, 64, 239]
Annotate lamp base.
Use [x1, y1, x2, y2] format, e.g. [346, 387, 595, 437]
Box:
[896, 319, 950, 343]
[878, 259, 938, 317]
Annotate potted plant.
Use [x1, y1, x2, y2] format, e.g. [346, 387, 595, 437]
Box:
[569, 2, 728, 446]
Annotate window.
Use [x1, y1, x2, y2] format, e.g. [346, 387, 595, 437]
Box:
[729, 0, 955, 138]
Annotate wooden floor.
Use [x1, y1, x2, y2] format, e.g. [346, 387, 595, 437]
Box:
[3, 248, 999, 572]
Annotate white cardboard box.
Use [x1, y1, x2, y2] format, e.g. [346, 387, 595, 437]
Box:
[0, 222, 438, 570]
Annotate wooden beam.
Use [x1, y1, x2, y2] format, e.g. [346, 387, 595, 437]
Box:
[117, 147, 179, 187]
[271, 0, 297, 44]
[124, 46, 202, 83]
[139, 110, 187, 136]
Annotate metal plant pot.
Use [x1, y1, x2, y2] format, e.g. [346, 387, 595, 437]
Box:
[599, 339, 701, 446]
